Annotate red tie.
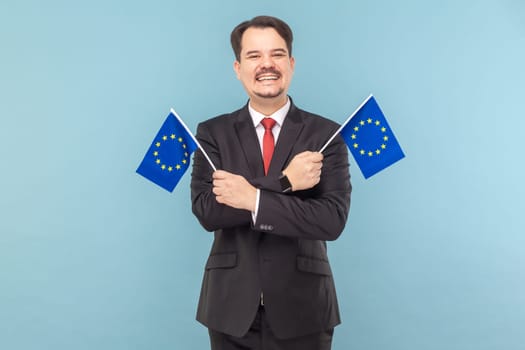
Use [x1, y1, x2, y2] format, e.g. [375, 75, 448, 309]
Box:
[261, 118, 276, 175]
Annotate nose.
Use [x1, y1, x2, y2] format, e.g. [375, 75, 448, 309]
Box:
[260, 54, 275, 68]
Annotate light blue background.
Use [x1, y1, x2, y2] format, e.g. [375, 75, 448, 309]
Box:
[1, 0, 524, 349]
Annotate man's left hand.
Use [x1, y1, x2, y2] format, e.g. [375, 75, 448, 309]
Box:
[212, 170, 257, 212]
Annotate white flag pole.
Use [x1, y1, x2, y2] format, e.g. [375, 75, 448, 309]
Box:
[319, 94, 374, 153]
[170, 108, 217, 171]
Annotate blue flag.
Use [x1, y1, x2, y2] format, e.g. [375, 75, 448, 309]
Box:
[137, 110, 199, 192]
[339, 95, 405, 179]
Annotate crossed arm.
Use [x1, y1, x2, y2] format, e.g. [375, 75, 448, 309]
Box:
[212, 151, 323, 212]
[191, 123, 351, 241]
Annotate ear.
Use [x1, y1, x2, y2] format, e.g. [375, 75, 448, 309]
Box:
[290, 56, 295, 71]
[233, 60, 241, 80]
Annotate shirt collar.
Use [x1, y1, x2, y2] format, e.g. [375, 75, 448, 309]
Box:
[248, 98, 291, 128]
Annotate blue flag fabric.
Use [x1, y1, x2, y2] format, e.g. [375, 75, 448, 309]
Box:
[340, 95, 405, 179]
[136, 111, 198, 192]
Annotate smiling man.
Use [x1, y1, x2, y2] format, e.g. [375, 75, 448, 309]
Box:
[191, 16, 351, 350]
[233, 25, 294, 112]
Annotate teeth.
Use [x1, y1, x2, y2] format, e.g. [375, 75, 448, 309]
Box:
[257, 76, 278, 81]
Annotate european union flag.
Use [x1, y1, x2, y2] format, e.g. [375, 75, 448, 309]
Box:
[137, 109, 199, 192]
[339, 95, 405, 179]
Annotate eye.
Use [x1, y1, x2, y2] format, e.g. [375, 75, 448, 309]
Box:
[246, 54, 260, 60]
[272, 50, 288, 58]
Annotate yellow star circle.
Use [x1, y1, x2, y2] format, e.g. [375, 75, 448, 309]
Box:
[152, 134, 192, 171]
[354, 119, 389, 157]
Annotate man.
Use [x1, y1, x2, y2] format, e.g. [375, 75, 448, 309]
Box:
[191, 15, 351, 350]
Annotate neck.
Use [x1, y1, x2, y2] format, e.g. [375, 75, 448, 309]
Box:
[249, 95, 288, 116]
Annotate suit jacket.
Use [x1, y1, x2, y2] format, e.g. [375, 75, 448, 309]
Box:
[190, 100, 351, 339]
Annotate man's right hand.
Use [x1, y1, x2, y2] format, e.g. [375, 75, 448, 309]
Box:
[282, 151, 323, 191]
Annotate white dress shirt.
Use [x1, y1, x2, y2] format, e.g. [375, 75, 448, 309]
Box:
[248, 98, 291, 222]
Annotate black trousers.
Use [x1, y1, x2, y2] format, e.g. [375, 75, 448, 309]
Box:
[208, 306, 334, 350]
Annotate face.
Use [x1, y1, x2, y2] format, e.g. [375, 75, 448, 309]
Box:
[234, 27, 295, 105]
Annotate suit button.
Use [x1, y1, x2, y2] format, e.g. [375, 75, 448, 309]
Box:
[267, 225, 274, 231]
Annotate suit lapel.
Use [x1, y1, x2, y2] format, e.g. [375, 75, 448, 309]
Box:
[234, 106, 265, 178]
[268, 104, 304, 176]
[234, 102, 305, 178]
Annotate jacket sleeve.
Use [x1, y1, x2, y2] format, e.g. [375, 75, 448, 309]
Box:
[190, 122, 252, 232]
[252, 135, 351, 241]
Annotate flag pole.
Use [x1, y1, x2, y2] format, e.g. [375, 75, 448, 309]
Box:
[319, 94, 374, 153]
[170, 108, 217, 171]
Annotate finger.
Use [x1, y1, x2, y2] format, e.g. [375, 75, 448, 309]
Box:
[308, 168, 321, 178]
[309, 152, 324, 162]
[213, 179, 225, 188]
[305, 162, 321, 171]
[213, 170, 229, 179]
[296, 151, 313, 158]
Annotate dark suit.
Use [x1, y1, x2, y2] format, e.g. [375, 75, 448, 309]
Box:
[190, 100, 351, 340]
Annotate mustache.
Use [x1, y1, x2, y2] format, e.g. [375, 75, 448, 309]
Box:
[255, 68, 281, 77]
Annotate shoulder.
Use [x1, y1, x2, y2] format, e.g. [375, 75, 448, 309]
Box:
[198, 105, 246, 129]
[195, 106, 247, 140]
[288, 103, 348, 152]
[292, 104, 340, 134]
